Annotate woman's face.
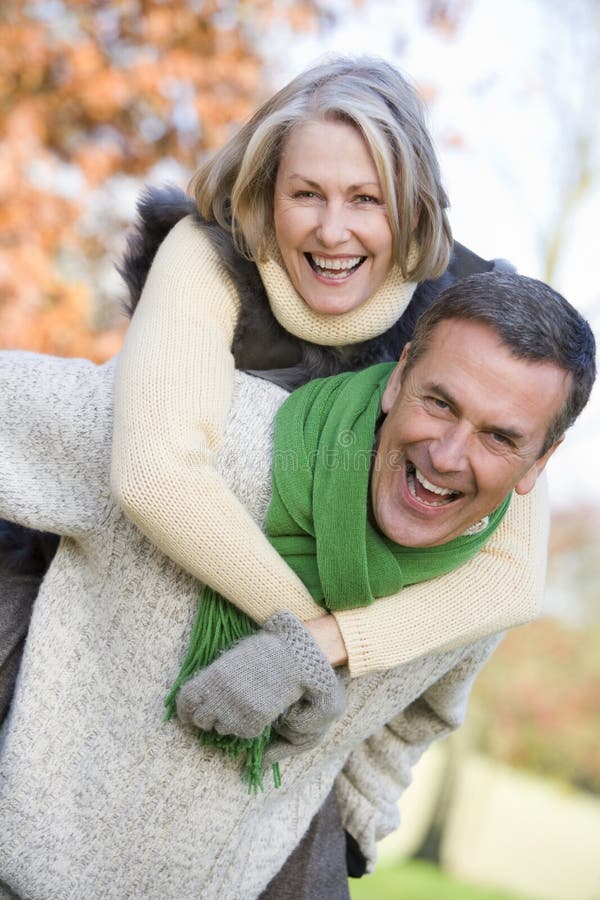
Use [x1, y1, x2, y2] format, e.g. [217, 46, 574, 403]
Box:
[273, 119, 394, 315]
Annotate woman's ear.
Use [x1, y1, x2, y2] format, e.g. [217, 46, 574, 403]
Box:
[381, 345, 409, 414]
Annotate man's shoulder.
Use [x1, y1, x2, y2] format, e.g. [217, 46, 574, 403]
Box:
[227, 369, 289, 458]
[231, 370, 289, 416]
[216, 372, 288, 525]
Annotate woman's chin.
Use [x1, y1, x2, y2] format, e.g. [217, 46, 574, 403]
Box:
[301, 287, 371, 316]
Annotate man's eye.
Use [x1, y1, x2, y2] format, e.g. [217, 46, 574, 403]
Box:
[490, 432, 512, 446]
[427, 396, 449, 410]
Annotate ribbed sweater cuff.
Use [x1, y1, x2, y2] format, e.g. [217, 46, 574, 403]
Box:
[332, 609, 381, 677]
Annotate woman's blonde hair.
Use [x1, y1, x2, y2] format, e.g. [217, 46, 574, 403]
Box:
[190, 56, 452, 281]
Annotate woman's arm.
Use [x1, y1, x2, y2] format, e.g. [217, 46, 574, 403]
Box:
[112, 217, 323, 622]
[333, 478, 548, 676]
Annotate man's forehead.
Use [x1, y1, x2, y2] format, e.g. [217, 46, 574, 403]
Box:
[407, 319, 570, 440]
[421, 318, 567, 382]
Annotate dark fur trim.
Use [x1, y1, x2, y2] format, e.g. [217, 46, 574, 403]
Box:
[118, 185, 196, 317]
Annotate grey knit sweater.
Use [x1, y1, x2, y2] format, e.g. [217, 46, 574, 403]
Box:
[0, 352, 500, 900]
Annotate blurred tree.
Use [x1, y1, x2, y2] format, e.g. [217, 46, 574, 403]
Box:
[0, 0, 323, 360]
[468, 617, 600, 794]
[546, 507, 600, 626]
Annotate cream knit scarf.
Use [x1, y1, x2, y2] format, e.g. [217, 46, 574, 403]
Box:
[258, 238, 420, 347]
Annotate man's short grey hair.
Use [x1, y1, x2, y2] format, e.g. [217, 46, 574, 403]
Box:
[190, 56, 452, 282]
[404, 272, 596, 455]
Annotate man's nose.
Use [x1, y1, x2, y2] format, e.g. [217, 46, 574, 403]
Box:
[315, 202, 350, 247]
[429, 425, 470, 473]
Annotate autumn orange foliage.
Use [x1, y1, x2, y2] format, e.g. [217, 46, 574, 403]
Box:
[0, 0, 319, 361]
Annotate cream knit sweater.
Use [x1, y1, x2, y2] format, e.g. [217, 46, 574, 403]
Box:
[0, 352, 501, 900]
[113, 216, 548, 676]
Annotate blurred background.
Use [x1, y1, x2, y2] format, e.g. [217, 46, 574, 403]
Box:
[1, 1, 598, 897]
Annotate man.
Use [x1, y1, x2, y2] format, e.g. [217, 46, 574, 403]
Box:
[175, 272, 594, 736]
[0, 273, 594, 900]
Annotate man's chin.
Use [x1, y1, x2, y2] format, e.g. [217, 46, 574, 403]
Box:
[377, 509, 474, 549]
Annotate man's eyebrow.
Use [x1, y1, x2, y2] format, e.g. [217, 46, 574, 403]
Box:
[487, 424, 526, 442]
[426, 381, 457, 408]
[426, 381, 526, 442]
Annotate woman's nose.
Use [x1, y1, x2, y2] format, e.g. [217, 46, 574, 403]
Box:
[315, 203, 351, 247]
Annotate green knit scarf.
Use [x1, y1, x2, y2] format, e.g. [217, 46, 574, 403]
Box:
[165, 363, 511, 791]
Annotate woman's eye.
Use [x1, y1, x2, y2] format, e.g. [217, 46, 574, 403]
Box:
[355, 194, 380, 204]
[294, 190, 318, 199]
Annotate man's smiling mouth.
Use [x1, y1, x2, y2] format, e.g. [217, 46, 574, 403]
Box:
[406, 462, 461, 507]
[305, 253, 366, 279]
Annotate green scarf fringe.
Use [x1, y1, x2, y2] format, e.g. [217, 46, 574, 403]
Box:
[164, 587, 281, 792]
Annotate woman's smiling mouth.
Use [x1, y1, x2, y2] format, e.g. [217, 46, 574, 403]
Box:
[305, 253, 366, 280]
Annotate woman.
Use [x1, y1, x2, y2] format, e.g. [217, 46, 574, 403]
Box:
[113, 56, 546, 680]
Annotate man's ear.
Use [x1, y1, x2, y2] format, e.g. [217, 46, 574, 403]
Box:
[381, 345, 409, 414]
[514, 436, 565, 495]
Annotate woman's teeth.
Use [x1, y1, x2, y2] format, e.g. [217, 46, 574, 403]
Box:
[307, 254, 364, 277]
[406, 462, 459, 506]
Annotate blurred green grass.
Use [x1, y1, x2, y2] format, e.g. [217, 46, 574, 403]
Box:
[349, 861, 543, 900]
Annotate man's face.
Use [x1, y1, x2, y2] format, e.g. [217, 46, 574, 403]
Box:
[371, 318, 569, 548]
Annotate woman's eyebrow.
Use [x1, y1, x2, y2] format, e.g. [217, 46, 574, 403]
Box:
[286, 174, 381, 192]
[286, 174, 320, 186]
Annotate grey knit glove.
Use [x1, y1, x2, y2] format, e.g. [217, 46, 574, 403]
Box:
[262, 687, 347, 766]
[176, 609, 346, 740]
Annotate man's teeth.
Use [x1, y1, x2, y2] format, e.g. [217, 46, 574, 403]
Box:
[415, 467, 454, 496]
[407, 464, 458, 506]
[310, 255, 363, 272]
